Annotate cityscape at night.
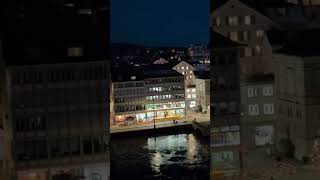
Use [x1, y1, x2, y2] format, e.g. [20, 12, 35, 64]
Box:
[1, 0, 320, 180]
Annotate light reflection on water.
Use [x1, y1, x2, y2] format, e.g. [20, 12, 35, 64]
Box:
[111, 133, 209, 180]
[147, 134, 208, 176]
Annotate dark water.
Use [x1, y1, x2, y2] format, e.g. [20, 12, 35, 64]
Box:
[111, 133, 210, 180]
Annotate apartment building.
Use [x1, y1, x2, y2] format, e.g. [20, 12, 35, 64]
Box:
[172, 61, 196, 86]
[274, 29, 320, 160]
[195, 72, 210, 114]
[212, 0, 274, 80]
[211, 31, 243, 177]
[240, 74, 275, 148]
[111, 65, 186, 125]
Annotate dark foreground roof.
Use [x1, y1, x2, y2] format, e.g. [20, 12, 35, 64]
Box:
[211, 31, 245, 49]
[277, 29, 320, 57]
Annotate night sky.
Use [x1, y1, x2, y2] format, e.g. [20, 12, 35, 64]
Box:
[110, 0, 210, 47]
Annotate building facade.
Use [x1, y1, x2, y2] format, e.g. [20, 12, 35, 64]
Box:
[211, 32, 243, 177]
[212, 0, 274, 80]
[111, 68, 186, 125]
[6, 61, 110, 180]
[240, 75, 275, 148]
[185, 85, 197, 109]
[273, 29, 320, 160]
[2, 0, 111, 179]
[195, 74, 210, 114]
[172, 61, 196, 86]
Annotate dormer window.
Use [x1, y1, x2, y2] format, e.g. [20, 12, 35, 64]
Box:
[68, 47, 83, 57]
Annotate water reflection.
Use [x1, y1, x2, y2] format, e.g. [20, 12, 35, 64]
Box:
[111, 133, 209, 180]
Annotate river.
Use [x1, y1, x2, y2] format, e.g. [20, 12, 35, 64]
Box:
[111, 133, 210, 180]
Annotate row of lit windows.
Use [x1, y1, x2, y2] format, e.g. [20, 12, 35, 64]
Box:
[228, 30, 264, 42]
[146, 94, 185, 101]
[214, 15, 255, 27]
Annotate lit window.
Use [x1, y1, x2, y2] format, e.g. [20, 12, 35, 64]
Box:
[182, 71, 185, 75]
[192, 94, 196, 98]
[263, 104, 274, 115]
[131, 76, 136, 80]
[187, 94, 192, 98]
[187, 89, 190, 93]
[181, 67, 185, 70]
[186, 66, 189, 70]
[228, 16, 239, 26]
[256, 46, 262, 54]
[245, 15, 251, 25]
[248, 104, 260, 116]
[191, 89, 196, 93]
[190, 71, 193, 74]
[189, 76, 192, 79]
[263, 86, 273, 96]
[68, 47, 83, 57]
[216, 17, 221, 27]
[230, 31, 238, 41]
[177, 67, 180, 70]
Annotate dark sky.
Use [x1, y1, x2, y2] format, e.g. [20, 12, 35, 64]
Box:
[110, 0, 210, 47]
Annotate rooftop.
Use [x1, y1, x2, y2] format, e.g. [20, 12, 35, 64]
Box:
[276, 29, 320, 57]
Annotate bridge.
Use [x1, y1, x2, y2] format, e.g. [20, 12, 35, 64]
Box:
[192, 120, 210, 137]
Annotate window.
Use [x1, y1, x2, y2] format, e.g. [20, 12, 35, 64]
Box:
[245, 15, 251, 25]
[191, 89, 196, 93]
[181, 67, 185, 70]
[255, 45, 262, 55]
[244, 47, 252, 57]
[190, 101, 196, 108]
[248, 104, 259, 116]
[216, 17, 221, 27]
[68, 47, 83, 57]
[228, 16, 238, 26]
[131, 76, 136, 80]
[186, 66, 189, 70]
[187, 94, 192, 99]
[187, 89, 191, 93]
[182, 71, 185, 75]
[248, 88, 257, 97]
[264, 104, 274, 115]
[263, 86, 273, 96]
[190, 71, 193, 74]
[230, 31, 238, 41]
[192, 94, 196, 99]
[256, 30, 264, 37]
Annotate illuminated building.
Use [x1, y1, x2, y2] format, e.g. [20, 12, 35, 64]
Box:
[111, 65, 186, 125]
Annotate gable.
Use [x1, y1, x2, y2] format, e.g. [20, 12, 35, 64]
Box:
[213, 0, 275, 26]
